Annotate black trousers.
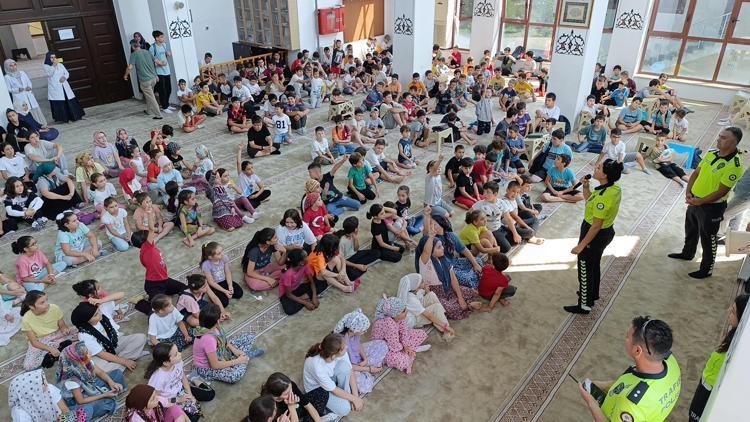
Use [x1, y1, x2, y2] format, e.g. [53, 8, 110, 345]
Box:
[373, 245, 404, 263]
[249, 190, 272, 208]
[493, 222, 537, 252]
[210, 280, 245, 307]
[345, 248, 381, 280]
[577, 221, 615, 308]
[681, 202, 726, 274]
[477, 121, 492, 135]
[688, 380, 710, 422]
[280, 278, 328, 315]
[156, 74, 172, 110]
[347, 186, 376, 203]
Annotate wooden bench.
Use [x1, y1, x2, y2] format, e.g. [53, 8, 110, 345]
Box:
[328, 101, 355, 121]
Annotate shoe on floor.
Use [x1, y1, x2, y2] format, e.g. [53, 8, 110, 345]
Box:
[242, 215, 255, 224]
[248, 348, 266, 358]
[642, 168, 652, 175]
[688, 270, 712, 279]
[320, 413, 340, 422]
[563, 305, 591, 314]
[667, 253, 692, 260]
[162, 108, 173, 113]
[414, 344, 431, 353]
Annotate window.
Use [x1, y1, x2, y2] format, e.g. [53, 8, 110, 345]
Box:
[456, 0, 475, 48]
[500, 0, 560, 59]
[640, 0, 750, 87]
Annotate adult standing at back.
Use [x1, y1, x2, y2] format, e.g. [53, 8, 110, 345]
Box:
[124, 40, 163, 120]
[4, 59, 46, 125]
[669, 127, 743, 279]
[149, 30, 175, 115]
[42, 52, 85, 123]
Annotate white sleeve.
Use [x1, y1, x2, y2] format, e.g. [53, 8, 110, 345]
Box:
[312, 360, 337, 391]
[147, 315, 159, 337]
[79, 332, 103, 356]
[302, 223, 317, 245]
[275, 225, 288, 245]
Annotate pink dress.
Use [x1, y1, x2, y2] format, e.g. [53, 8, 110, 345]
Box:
[371, 317, 427, 374]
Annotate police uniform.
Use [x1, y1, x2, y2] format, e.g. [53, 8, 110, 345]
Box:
[601, 354, 681, 422]
[578, 182, 621, 308]
[679, 149, 743, 274]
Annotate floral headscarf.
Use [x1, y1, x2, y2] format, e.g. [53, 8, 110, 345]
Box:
[8, 369, 61, 422]
[195, 144, 213, 161]
[56, 342, 99, 397]
[375, 295, 406, 320]
[334, 308, 371, 334]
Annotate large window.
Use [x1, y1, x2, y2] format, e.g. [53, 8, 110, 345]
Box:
[500, 0, 560, 59]
[456, 0, 474, 48]
[598, 0, 620, 65]
[640, 0, 750, 86]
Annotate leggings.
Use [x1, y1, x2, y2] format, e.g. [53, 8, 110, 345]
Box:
[248, 190, 272, 208]
[280, 278, 329, 315]
[345, 249, 381, 280]
[234, 196, 256, 214]
[210, 280, 245, 307]
[194, 332, 259, 384]
[347, 186, 376, 204]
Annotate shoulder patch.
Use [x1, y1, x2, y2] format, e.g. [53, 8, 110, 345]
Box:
[627, 381, 649, 404]
[596, 203, 605, 210]
[620, 412, 634, 422]
[730, 174, 737, 181]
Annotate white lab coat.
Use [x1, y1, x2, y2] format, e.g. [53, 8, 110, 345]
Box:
[43, 63, 76, 101]
[4, 71, 40, 109]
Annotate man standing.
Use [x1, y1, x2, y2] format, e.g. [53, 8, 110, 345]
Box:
[149, 30, 175, 114]
[669, 127, 744, 278]
[578, 316, 681, 422]
[124, 40, 162, 120]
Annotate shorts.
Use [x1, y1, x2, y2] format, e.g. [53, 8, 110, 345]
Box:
[545, 186, 580, 196]
[273, 132, 290, 144]
[623, 152, 638, 163]
[508, 158, 525, 169]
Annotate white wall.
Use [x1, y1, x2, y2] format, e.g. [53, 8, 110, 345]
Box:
[295, 0, 343, 55]
[190, 0, 237, 63]
[112, 0, 153, 99]
[10, 24, 38, 57]
[633, 76, 737, 105]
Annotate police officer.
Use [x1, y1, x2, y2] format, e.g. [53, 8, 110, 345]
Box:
[564, 158, 623, 314]
[578, 316, 681, 422]
[669, 127, 744, 278]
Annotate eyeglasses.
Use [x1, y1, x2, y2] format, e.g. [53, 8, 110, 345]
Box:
[640, 319, 652, 356]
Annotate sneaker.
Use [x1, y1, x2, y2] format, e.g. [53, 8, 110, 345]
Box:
[197, 124, 205, 129]
[39, 217, 49, 224]
[248, 348, 265, 358]
[320, 413, 340, 422]
[168, 105, 178, 111]
[242, 215, 255, 224]
[251, 211, 261, 218]
[162, 108, 173, 114]
[642, 168, 652, 175]
[31, 220, 41, 230]
[414, 344, 431, 353]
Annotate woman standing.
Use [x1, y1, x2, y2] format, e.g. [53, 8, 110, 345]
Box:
[43, 52, 85, 123]
[4, 59, 46, 125]
[564, 159, 623, 314]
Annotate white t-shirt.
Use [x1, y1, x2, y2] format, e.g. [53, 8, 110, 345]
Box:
[671, 118, 689, 136]
[247, 83, 261, 96]
[237, 173, 261, 197]
[364, 149, 386, 169]
[500, 197, 519, 214]
[78, 320, 121, 357]
[602, 141, 627, 161]
[472, 199, 510, 232]
[541, 105, 561, 119]
[91, 183, 117, 207]
[232, 85, 252, 102]
[405, 290, 426, 328]
[311, 78, 324, 97]
[311, 138, 331, 160]
[272, 114, 291, 134]
[303, 354, 349, 392]
[195, 158, 213, 177]
[0, 154, 27, 178]
[176, 88, 192, 99]
[148, 308, 183, 339]
[101, 208, 128, 237]
[275, 223, 317, 247]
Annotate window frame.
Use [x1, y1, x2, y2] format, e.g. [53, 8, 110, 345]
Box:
[639, 0, 750, 87]
[500, 0, 562, 59]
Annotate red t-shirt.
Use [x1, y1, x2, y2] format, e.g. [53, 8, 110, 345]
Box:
[451, 51, 462, 65]
[478, 265, 509, 300]
[471, 160, 492, 185]
[147, 162, 161, 182]
[303, 206, 331, 237]
[140, 240, 169, 281]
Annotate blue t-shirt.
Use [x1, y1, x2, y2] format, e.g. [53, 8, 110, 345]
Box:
[55, 225, 91, 261]
[149, 43, 171, 76]
[399, 138, 413, 160]
[618, 106, 641, 124]
[547, 166, 576, 189]
[610, 87, 629, 106]
[543, 143, 573, 172]
[506, 136, 525, 161]
[578, 125, 608, 145]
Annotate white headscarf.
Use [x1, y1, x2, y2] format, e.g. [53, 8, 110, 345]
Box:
[334, 308, 371, 334]
[13, 97, 29, 116]
[3, 59, 19, 79]
[397, 273, 422, 303]
[8, 369, 61, 422]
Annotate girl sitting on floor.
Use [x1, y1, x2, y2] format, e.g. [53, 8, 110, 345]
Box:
[71, 278, 129, 324]
[54, 211, 104, 267]
[276, 209, 318, 252]
[302, 192, 335, 239]
[145, 342, 205, 419]
[205, 171, 251, 232]
[92, 131, 124, 178]
[13, 235, 65, 291]
[333, 308, 387, 394]
[177, 274, 229, 328]
[371, 295, 429, 374]
[20, 290, 78, 370]
[88, 172, 119, 216]
[309, 233, 357, 293]
[201, 241, 244, 306]
[177, 190, 215, 248]
[192, 303, 264, 384]
[335, 216, 380, 281]
[459, 209, 502, 257]
[279, 249, 327, 316]
[242, 228, 286, 292]
[397, 273, 455, 341]
[8, 369, 81, 422]
[260, 372, 326, 422]
[367, 203, 405, 263]
[3, 176, 45, 233]
[218, 167, 259, 218]
[75, 151, 106, 204]
[649, 131, 690, 187]
[303, 333, 363, 419]
[126, 384, 189, 422]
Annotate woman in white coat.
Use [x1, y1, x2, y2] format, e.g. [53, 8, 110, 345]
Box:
[43, 52, 85, 123]
[4, 59, 46, 125]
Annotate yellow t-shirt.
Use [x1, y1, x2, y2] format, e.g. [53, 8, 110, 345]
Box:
[584, 184, 621, 229]
[514, 80, 533, 94]
[195, 91, 213, 113]
[459, 223, 488, 246]
[691, 150, 743, 201]
[21, 303, 63, 337]
[488, 75, 506, 91]
[75, 163, 106, 184]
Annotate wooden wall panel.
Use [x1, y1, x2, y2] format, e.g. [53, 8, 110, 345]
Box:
[343, 0, 384, 42]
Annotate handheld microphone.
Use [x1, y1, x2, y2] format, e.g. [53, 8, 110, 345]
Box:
[572, 174, 592, 190]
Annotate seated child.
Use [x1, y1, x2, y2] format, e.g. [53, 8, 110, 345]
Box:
[598, 128, 651, 175]
[478, 252, 517, 309]
[71, 279, 128, 324]
[347, 153, 377, 204]
[54, 211, 104, 267]
[669, 108, 688, 142]
[332, 115, 357, 156]
[13, 235, 65, 292]
[312, 126, 335, 164]
[371, 296, 429, 374]
[444, 145, 464, 188]
[397, 126, 418, 169]
[453, 157, 483, 209]
[572, 114, 608, 153]
[176, 190, 215, 247]
[88, 172, 118, 216]
[302, 192, 335, 238]
[504, 125, 527, 173]
[517, 174, 543, 220]
[205, 171, 249, 232]
[101, 197, 132, 252]
[176, 78, 196, 108]
[333, 308, 387, 395]
[541, 154, 584, 203]
[279, 248, 327, 315]
[459, 209, 502, 256]
[309, 234, 356, 292]
[177, 274, 229, 328]
[395, 185, 424, 236]
[364, 108, 386, 138]
[364, 139, 409, 184]
[649, 131, 690, 187]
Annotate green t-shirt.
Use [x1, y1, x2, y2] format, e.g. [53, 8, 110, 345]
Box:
[701, 351, 725, 389]
[347, 166, 371, 190]
[584, 184, 621, 229]
[691, 150, 743, 201]
[129, 49, 157, 82]
[600, 354, 681, 422]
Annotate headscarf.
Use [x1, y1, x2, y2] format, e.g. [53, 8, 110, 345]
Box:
[13, 98, 29, 116]
[303, 192, 320, 213]
[4, 58, 19, 78]
[43, 52, 54, 66]
[56, 342, 99, 397]
[194, 325, 233, 361]
[33, 161, 56, 182]
[431, 215, 456, 256]
[70, 302, 119, 354]
[157, 155, 172, 169]
[430, 238, 454, 294]
[119, 168, 140, 198]
[195, 144, 213, 161]
[304, 179, 320, 194]
[8, 369, 61, 422]
[397, 273, 422, 304]
[334, 308, 371, 334]
[374, 295, 406, 320]
[166, 141, 181, 158]
[126, 384, 165, 422]
[93, 131, 108, 148]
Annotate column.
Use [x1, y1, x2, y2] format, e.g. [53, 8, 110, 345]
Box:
[547, 0, 608, 120]
[469, 0, 503, 63]
[113, 0, 153, 100]
[0, 77, 13, 126]
[390, 0, 435, 80]
[147, 0, 200, 105]
[604, 0, 653, 74]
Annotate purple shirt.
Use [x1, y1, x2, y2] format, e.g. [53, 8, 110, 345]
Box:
[345, 334, 363, 365]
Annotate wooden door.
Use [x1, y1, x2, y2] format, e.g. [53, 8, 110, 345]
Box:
[82, 13, 131, 104]
[44, 17, 98, 107]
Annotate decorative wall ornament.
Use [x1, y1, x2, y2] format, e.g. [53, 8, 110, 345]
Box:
[394, 14, 414, 36]
[554, 30, 585, 56]
[168, 19, 192, 39]
[473, 0, 496, 18]
[614, 9, 645, 30]
[558, 0, 593, 28]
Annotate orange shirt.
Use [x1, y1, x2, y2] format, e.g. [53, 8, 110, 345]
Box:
[407, 81, 427, 97]
[308, 251, 326, 276]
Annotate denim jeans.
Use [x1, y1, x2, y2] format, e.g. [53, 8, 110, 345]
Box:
[407, 215, 424, 235]
[109, 235, 130, 252]
[66, 369, 126, 419]
[273, 132, 290, 144]
[327, 196, 361, 216]
[22, 261, 67, 291]
[334, 143, 358, 156]
[326, 357, 354, 416]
